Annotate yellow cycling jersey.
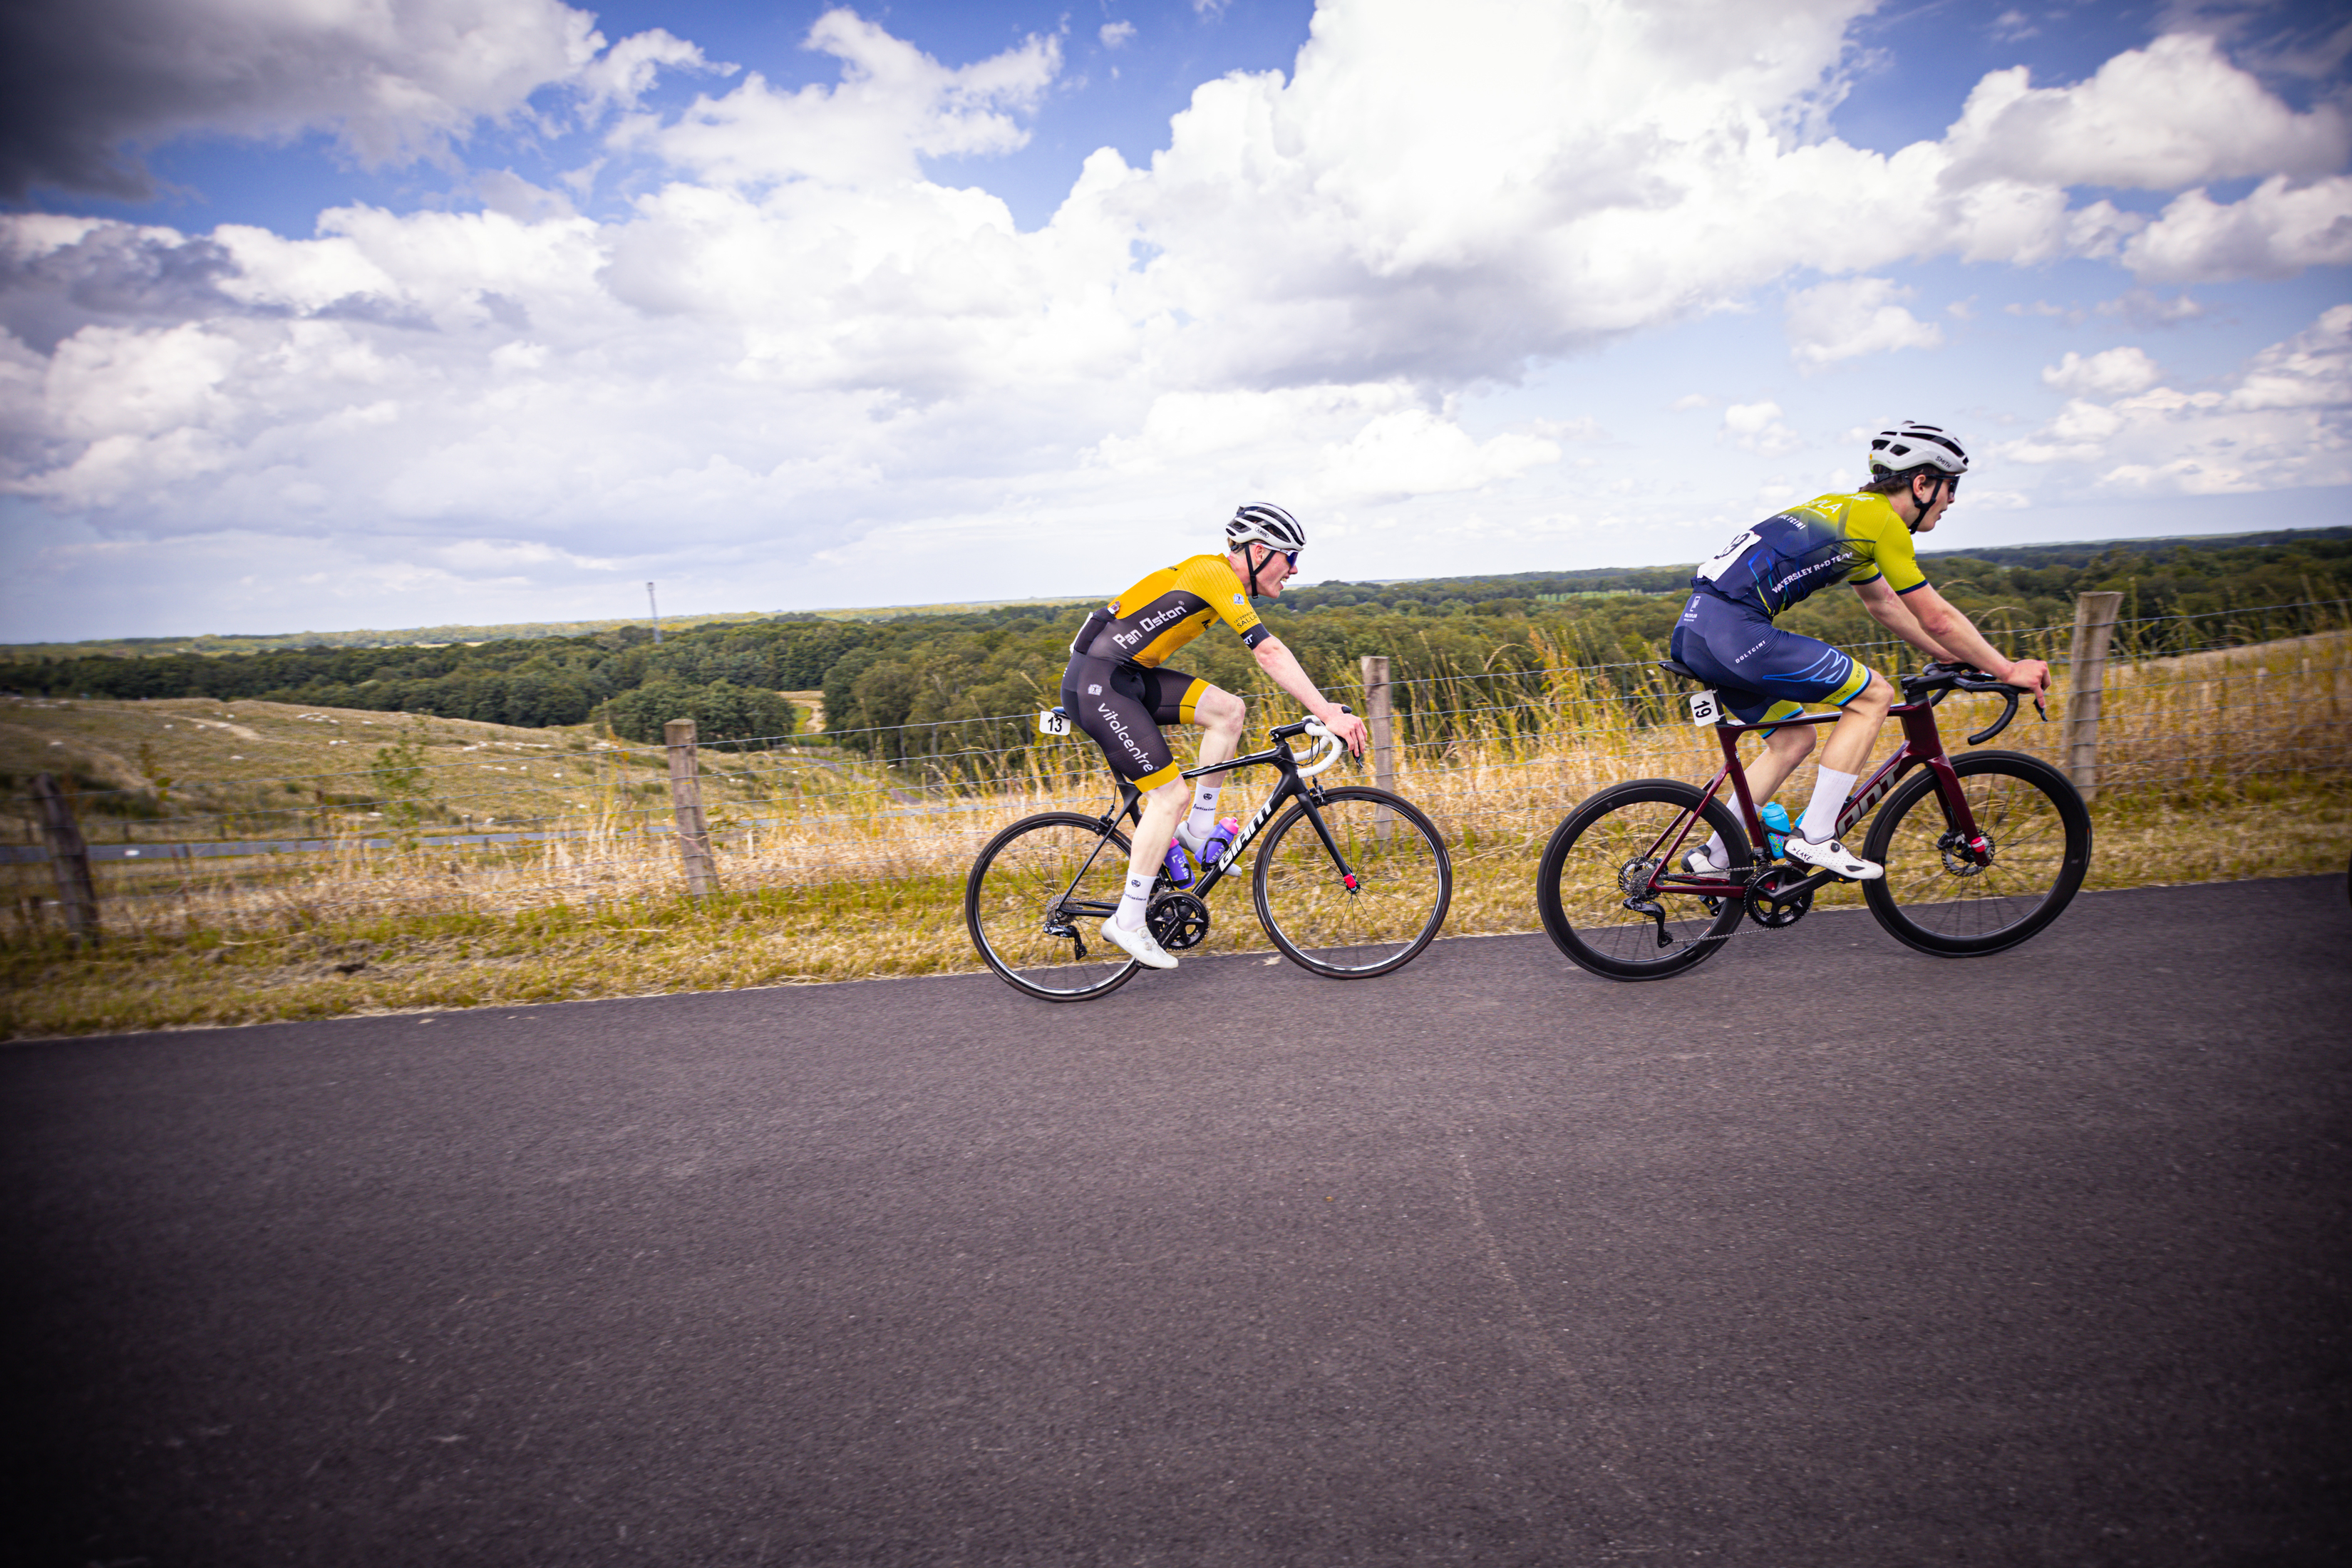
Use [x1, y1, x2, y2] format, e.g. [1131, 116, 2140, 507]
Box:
[1693, 490, 1929, 618]
[1075, 554, 1272, 668]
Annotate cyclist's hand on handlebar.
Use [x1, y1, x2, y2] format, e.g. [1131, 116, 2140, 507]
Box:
[2002, 657, 2051, 698]
[1319, 708, 1369, 757]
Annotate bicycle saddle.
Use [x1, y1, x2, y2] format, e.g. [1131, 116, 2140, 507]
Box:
[1656, 658, 1706, 684]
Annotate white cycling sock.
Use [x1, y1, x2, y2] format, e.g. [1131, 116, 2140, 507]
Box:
[1698, 833, 1728, 869]
[1182, 782, 1223, 846]
[1800, 768, 1858, 843]
[1115, 870, 1152, 929]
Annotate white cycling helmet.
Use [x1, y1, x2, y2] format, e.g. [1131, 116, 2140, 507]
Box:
[1868, 421, 1969, 477]
[1225, 502, 1306, 554]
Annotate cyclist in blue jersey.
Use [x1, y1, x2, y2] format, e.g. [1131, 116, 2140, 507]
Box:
[1670, 421, 2051, 880]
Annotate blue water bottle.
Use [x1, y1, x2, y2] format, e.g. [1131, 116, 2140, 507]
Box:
[1760, 802, 1792, 860]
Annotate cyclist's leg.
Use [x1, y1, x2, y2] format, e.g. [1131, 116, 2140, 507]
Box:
[1676, 597, 1878, 860]
[1066, 656, 1190, 939]
[1152, 671, 1244, 850]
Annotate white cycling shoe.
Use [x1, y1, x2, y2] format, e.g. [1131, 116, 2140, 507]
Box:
[1783, 834, 1882, 880]
[1100, 915, 1178, 969]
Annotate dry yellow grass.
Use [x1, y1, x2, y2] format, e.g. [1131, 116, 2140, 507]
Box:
[5, 629, 2347, 1038]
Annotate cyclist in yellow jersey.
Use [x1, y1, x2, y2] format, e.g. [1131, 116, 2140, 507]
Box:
[1063, 503, 1368, 970]
[1668, 421, 2052, 880]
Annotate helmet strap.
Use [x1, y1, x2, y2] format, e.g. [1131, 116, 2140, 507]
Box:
[1904, 473, 1940, 533]
[1242, 542, 1269, 599]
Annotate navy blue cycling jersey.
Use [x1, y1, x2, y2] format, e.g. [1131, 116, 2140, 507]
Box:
[1693, 491, 1929, 618]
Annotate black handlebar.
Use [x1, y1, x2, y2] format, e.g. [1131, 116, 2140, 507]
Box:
[1900, 661, 2048, 745]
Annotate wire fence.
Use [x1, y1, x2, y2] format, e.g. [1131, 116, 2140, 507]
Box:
[6, 598, 2348, 942]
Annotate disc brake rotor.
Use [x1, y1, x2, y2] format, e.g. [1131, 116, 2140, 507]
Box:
[1940, 830, 1995, 876]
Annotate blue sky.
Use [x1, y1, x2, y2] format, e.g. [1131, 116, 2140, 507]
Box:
[1, 0, 2347, 640]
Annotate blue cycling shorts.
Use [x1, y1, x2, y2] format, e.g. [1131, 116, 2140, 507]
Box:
[1668, 589, 1870, 726]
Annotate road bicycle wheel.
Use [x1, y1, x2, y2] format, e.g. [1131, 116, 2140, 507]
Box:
[1860, 751, 2090, 957]
[1252, 787, 1452, 977]
[1537, 779, 1749, 980]
[966, 812, 1140, 1001]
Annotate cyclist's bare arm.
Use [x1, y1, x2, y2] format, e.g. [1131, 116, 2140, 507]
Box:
[1854, 575, 1956, 663]
[1853, 579, 2050, 696]
[1253, 635, 1369, 754]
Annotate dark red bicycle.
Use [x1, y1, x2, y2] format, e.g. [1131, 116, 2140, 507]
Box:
[1536, 661, 2092, 979]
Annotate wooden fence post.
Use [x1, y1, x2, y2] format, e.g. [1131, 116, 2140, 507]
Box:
[2065, 591, 2126, 802]
[664, 718, 718, 897]
[1361, 655, 1395, 840]
[30, 772, 99, 944]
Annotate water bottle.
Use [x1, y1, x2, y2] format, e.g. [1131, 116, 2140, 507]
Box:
[1760, 801, 1792, 860]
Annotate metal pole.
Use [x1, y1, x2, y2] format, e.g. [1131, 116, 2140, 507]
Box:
[664, 718, 717, 896]
[647, 582, 664, 644]
[1361, 655, 1394, 840]
[2065, 591, 2125, 801]
[31, 772, 99, 944]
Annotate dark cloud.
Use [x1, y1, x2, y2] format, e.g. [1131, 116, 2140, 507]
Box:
[0, 225, 246, 352]
[0, 0, 191, 199]
[0, 0, 600, 202]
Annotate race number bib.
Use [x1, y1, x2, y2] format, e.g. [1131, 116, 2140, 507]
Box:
[1036, 708, 1071, 736]
[1688, 689, 1722, 726]
[1696, 529, 1758, 584]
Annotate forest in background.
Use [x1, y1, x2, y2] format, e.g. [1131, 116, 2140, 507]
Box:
[4, 527, 2344, 753]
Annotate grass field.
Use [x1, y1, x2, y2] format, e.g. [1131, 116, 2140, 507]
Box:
[4, 629, 2347, 1039]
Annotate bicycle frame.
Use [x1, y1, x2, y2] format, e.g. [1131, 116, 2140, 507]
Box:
[1047, 729, 1358, 932]
[1656, 694, 1982, 905]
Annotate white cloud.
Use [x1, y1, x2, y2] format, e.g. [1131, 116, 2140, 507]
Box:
[1100, 22, 1138, 50]
[1311, 408, 1559, 502]
[1941, 33, 2348, 190]
[3, 1, 2348, 629]
[2122, 175, 2352, 283]
[639, 12, 1059, 189]
[2001, 305, 2352, 495]
[1722, 401, 1802, 456]
[1785, 277, 1944, 367]
[2042, 347, 2162, 398]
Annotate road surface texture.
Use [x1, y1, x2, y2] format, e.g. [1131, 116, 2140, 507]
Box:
[7, 877, 2348, 1566]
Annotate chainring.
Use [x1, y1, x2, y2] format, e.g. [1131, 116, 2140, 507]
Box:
[1744, 865, 1815, 929]
[1147, 889, 1212, 951]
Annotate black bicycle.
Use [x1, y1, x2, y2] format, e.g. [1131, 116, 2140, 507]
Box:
[966, 716, 1453, 1001]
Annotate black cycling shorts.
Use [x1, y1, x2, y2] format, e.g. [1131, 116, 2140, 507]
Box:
[1061, 653, 1209, 793]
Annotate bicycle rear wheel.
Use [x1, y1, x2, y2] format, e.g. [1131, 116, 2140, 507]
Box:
[1252, 787, 1452, 977]
[1536, 779, 1748, 980]
[1860, 751, 2090, 956]
[966, 812, 1140, 1001]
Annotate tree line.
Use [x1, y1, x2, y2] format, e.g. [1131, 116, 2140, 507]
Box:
[4, 527, 2342, 755]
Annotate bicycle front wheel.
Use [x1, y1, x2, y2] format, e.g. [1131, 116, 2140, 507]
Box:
[1536, 779, 1748, 980]
[966, 812, 1140, 1001]
[1252, 787, 1452, 977]
[1860, 751, 2090, 956]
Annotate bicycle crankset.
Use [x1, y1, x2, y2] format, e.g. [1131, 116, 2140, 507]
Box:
[1147, 889, 1212, 951]
[1745, 865, 1815, 929]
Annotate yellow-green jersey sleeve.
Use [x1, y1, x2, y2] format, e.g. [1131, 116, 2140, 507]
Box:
[1842, 494, 1929, 594]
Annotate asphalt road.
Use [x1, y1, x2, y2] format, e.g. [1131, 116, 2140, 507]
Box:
[6, 877, 2349, 1566]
